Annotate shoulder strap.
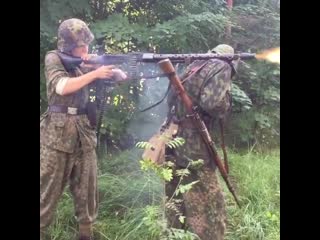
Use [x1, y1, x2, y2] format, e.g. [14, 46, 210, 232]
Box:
[140, 60, 210, 113]
[181, 60, 210, 85]
[219, 118, 229, 174]
[139, 82, 172, 113]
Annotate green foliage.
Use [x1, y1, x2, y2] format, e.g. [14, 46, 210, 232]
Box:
[166, 137, 185, 149]
[137, 138, 203, 239]
[219, 0, 280, 149]
[136, 135, 185, 182]
[139, 158, 173, 182]
[40, 0, 280, 150]
[142, 205, 166, 238]
[227, 61, 280, 148]
[150, 12, 230, 52]
[176, 180, 200, 195]
[175, 168, 190, 177]
[231, 4, 280, 50]
[166, 228, 201, 240]
[135, 141, 153, 150]
[141, 205, 201, 240]
[90, 10, 230, 53]
[46, 150, 279, 240]
[231, 83, 253, 111]
[97, 83, 140, 153]
[91, 14, 147, 51]
[223, 150, 280, 240]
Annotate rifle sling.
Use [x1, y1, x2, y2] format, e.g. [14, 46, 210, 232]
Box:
[140, 61, 209, 113]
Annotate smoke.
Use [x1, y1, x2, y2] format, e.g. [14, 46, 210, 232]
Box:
[126, 62, 185, 142]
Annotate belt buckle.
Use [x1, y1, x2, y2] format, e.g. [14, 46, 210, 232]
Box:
[67, 107, 78, 115]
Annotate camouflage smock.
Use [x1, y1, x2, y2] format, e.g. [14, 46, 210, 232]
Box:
[167, 58, 233, 168]
[40, 50, 97, 153]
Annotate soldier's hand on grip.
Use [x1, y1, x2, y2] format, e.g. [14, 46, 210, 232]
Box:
[94, 65, 115, 79]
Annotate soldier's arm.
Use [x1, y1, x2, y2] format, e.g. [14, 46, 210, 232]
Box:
[44, 52, 69, 97]
[44, 52, 115, 96]
[199, 61, 232, 116]
[59, 65, 116, 95]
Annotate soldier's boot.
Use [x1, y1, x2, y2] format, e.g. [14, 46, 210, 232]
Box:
[78, 223, 93, 240]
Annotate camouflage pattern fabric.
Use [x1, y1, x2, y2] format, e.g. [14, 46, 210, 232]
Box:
[40, 50, 98, 238]
[211, 44, 235, 55]
[167, 58, 233, 168]
[40, 144, 98, 233]
[165, 52, 234, 239]
[165, 166, 226, 240]
[57, 18, 94, 53]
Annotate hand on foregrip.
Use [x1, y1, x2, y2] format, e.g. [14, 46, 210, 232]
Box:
[94, 65, 115, 79]
[112, 68, 128, 82]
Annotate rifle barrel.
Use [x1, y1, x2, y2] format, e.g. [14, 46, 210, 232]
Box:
[142, 53, 256, 62]
[58, 52, 256, 70]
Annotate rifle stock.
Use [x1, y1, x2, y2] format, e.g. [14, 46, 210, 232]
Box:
[158, 58, 241, 208]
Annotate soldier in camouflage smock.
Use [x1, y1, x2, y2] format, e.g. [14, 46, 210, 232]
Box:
[40, 18, 126, 240]
[165, 44, 237, 240]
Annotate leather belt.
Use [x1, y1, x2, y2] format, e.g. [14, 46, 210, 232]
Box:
[48, 105, 87, 115]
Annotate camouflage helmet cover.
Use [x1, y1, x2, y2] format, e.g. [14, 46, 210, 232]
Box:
[210, 44, 234, 54]
[57, 18, 94, 53]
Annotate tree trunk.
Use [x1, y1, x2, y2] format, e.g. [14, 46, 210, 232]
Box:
[226, 0, 233, 44]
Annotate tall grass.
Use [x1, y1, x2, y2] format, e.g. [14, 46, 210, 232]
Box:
[46, 149, 280, 240]
[224, 150, 280, 240]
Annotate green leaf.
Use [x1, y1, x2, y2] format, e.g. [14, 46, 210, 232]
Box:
[190, 159, 204, 168]
[160, 168, 173, 182]
[177, 180, 200, 194]
[139, 159, 156, 171]
[231, 83, 253, 110]
[179, 216, 185, 224]
[164, 161, 175, 168]
[136, 141, 153, 149]
[176, 169, 190, 177]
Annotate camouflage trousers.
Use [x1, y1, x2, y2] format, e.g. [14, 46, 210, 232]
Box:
[165, 165, 226, 240]
[40, 143, 98, 238]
